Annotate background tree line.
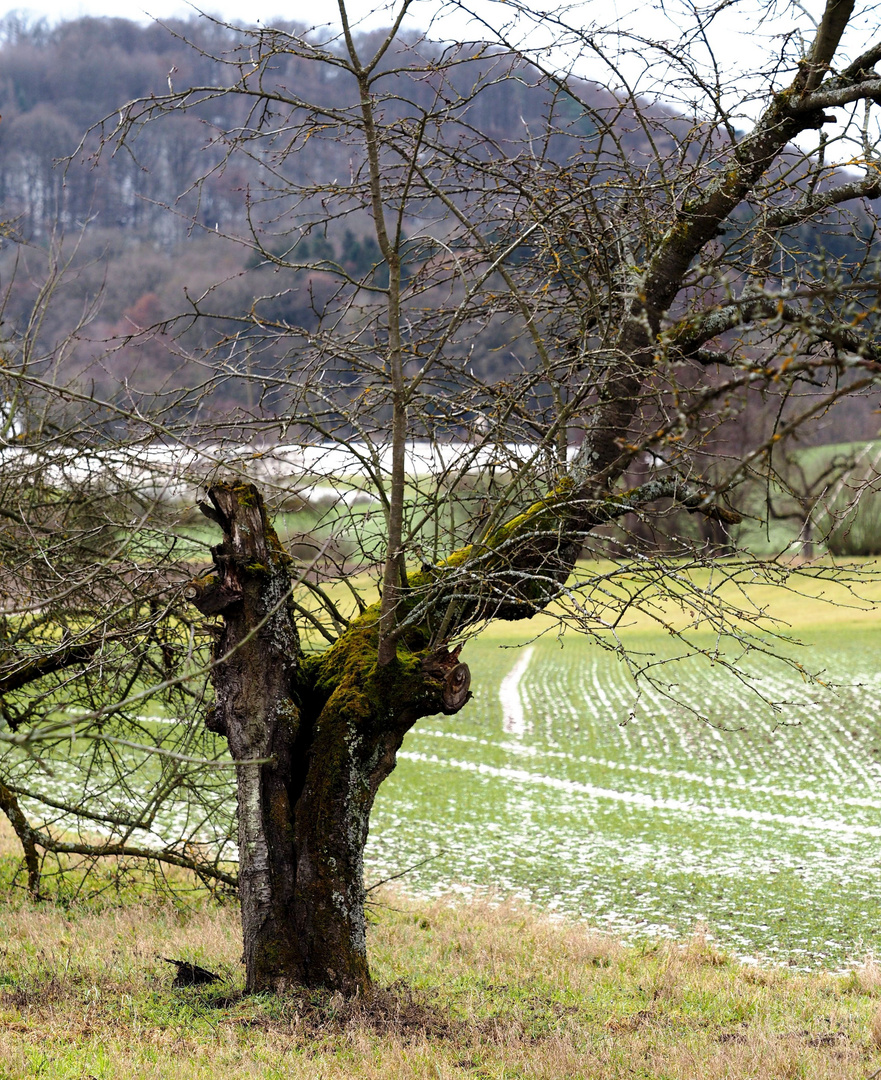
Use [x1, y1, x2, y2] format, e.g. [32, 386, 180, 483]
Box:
[0, 12, 878, 468]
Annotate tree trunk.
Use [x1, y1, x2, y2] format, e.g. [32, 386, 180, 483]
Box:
[0, 778, 41, 897]
[188, 482, 470, 995]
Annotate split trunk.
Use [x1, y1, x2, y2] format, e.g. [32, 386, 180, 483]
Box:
[187, 482, 470, 994]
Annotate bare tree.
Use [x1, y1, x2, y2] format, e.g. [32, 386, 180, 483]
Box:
[0, 242, 243, 900]
[9, 0, 880, 996]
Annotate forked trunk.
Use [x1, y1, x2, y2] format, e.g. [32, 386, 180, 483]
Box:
[188, 482, 470, 995]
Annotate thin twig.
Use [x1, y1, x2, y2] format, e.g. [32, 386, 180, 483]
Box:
[366, 851, 444, 892]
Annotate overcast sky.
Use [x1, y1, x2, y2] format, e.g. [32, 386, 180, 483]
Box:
[0, 0, 843, 64]
[0, 0, 864, 100]
[0, 0, 856, 79]
[1, 0, 876, 157]
[2, 0, 381, 25]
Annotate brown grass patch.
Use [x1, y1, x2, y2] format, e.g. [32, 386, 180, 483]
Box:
[0, 889, 879, 1078]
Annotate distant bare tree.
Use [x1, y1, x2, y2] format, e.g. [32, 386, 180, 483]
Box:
[0, 244, 239, 899]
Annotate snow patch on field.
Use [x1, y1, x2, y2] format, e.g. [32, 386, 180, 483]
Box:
[499, 647, 534, 734]
[396, 750, 881, 840]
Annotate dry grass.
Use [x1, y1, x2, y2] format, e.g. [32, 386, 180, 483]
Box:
[0, 863, 879, 1080]
[0, 814, 21, 861]
[845, 959, 881, 998]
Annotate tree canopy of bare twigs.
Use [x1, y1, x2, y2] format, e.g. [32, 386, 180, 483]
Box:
[3, 0, 881, 996]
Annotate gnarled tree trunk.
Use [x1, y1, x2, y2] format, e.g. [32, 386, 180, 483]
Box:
[188, 482, 470, 995]
[187, 479, 729, 994]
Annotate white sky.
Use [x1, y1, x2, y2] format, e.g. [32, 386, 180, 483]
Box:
[1, 0, 878, 157]
[1, 0, 375, 24]
[0, 0, 843, 61]
[0, 0, 862, 79]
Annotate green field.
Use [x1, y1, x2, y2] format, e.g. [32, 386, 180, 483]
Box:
[7, 564, 881, 972]
[367, 602, 881, 971]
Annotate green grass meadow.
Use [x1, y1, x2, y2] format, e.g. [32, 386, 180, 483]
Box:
[368, 571, 881, 971]
[4, 883, 881, 1080]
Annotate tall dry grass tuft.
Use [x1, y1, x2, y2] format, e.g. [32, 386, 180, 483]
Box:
[0, 812, 23, 860]
[871, 1004, 881, 1050]
[847, 958, 881, 997]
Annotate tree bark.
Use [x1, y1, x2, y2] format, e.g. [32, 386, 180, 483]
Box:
[0, 778, 41, 897]
[188, 476, 742, 994]
[189, 482, 471, 995]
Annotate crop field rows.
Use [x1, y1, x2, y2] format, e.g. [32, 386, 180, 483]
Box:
[8, 619, 881, 971]
[365, 627, 881, 970]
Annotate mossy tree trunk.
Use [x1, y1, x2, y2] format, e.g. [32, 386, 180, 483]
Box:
[188, 483, 471, 995]
[188, 480, 731, 995]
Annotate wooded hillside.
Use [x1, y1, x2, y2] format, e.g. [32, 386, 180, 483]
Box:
[0, 12, 878, 447]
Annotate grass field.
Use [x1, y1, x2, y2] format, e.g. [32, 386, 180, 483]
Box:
[1, 843, 881, 1080]
[3, 565, 881, 1075]
[6, 563, 881, 970]
[366, 569, 881, 971]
